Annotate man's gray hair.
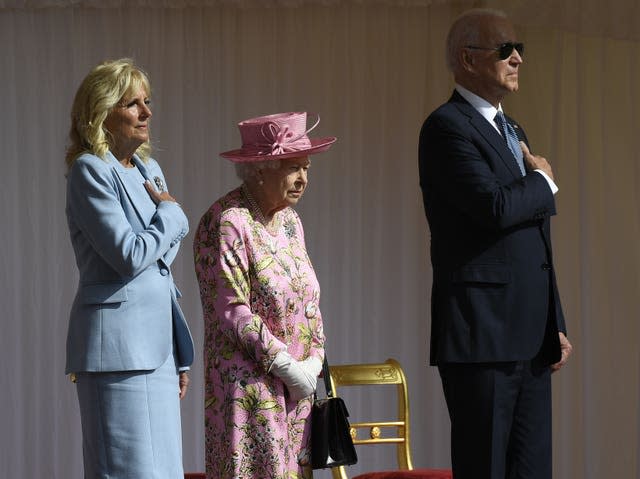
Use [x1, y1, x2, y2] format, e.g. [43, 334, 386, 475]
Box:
[445, 8, 507, 73]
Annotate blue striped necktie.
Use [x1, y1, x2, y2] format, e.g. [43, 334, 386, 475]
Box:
[495, 111, 526, 176]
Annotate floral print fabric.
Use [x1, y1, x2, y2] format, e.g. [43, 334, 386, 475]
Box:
[194, 187, 325, 479]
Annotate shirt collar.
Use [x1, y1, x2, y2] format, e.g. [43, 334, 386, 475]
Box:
[455, 84, 502, 129]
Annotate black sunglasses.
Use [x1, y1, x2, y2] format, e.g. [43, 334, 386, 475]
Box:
[465, 42, 524, 60]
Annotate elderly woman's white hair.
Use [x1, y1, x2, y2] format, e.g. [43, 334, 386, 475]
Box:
[235, 159, 281, 182]
[445, 8, 507, 74]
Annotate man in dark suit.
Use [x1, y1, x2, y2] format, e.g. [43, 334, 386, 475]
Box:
[418, 9, 573, 479]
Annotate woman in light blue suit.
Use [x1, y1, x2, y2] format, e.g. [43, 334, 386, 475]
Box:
[64, 58, 194, 478]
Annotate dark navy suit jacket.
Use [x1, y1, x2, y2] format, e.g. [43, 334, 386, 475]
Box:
[419, 90, 566, 366]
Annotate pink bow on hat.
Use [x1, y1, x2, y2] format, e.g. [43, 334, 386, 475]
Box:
[262, 121, 311, 156]
[220, 112, 336, 163]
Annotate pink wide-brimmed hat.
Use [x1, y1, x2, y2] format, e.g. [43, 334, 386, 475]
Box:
[220, 111, 337, 163]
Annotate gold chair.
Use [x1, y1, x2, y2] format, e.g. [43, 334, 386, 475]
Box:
[328, 359, 451, 479]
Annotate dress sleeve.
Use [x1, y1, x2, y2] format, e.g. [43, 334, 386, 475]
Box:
[194, 207, 288, 372]
[292, 211, 326, 363]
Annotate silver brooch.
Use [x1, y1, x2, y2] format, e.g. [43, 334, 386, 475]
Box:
[153, 176, 165, 192]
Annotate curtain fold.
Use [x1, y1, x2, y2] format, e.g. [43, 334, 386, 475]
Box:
[1, 2, 639, 478]
[3, 0, 640, 40]
[0, 0, 454, 9]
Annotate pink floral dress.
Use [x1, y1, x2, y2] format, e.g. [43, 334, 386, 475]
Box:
[193, 186, 325, 479]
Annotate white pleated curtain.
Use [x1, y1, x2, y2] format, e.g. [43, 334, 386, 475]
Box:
[1, 1, 639, 478]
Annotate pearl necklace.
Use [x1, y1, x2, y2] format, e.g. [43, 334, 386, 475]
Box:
[242, 183, 281, 237]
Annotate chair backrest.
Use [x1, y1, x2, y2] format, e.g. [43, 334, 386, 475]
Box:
[328, 358, 413, 479]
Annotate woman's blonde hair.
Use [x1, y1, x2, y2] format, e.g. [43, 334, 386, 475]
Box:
[65, 58, 152, 169]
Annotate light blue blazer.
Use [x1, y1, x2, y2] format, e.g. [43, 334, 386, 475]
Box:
[65, 151, 194, 373]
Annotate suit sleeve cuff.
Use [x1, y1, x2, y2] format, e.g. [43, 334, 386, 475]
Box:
[535, 169, 559, 195]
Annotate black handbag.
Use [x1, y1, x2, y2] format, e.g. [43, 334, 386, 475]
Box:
[311, 356, 358, 469]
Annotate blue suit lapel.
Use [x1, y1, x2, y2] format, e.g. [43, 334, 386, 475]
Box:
[449, 91, 523, 180]
[130, 155, 175, 274]
[109, 152, 157, 227]
[131, 155, 152, 182]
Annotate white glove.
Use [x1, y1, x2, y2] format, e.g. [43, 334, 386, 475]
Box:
[300, 356, 323, 378]
[270, 351, 318, 401]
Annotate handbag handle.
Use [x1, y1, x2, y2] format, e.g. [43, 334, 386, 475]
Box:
[320, 355, 334, 399]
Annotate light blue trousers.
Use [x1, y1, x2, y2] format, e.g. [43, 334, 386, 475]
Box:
[76, 351, 184, 479]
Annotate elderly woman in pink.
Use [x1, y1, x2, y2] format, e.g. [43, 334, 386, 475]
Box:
[194, 112, 336, 479]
